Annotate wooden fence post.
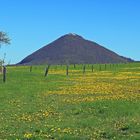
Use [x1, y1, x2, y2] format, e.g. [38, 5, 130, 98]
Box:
[83, 65, 86, 74]
[99, 65, 101, 71]
[30, 66, 32, 72]
[66, 65, 69, 76]
[44, 65, 50, 77]
[3, 66, 6, 83]
[0, 66, 2, 73]
[92, 65, 94, 72]
[105, 64, 106, 70]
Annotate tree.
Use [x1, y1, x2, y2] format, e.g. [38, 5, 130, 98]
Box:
[0, 31, 10, 46]
[0, 31, 10, 72]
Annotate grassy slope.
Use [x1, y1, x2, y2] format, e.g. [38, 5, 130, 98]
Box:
[0, 63, 140, 140]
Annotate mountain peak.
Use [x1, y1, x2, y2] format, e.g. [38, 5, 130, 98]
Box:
[18, 33, 133, 65]
[61, 33, 84, 40]
[68, 33, 77, 36]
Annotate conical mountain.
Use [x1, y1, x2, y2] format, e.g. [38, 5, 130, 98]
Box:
[18, 33, 133, 65]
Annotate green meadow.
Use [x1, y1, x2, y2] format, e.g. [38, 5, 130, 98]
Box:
[0, 63, 140, 140]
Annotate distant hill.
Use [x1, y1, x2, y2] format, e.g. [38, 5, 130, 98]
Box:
[18, 33, 134, 65]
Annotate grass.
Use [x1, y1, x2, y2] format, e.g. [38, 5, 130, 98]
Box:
[0, 63, 140, 140]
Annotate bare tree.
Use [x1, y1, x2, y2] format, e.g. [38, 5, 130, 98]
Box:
[0, 31, 10, 46]
[0, 31, 10, 72]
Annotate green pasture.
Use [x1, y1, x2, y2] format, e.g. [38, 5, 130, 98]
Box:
[0, 63, 140, 140]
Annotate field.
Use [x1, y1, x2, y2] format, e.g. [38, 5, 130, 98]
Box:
[0, 63, 140, 140]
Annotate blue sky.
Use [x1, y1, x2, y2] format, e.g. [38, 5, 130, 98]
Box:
[0, 0, 140, 64]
